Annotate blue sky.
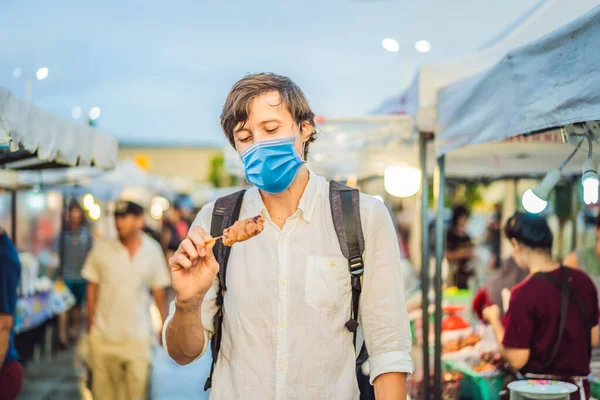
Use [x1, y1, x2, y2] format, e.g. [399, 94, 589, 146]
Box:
[0, 0, 539, 146]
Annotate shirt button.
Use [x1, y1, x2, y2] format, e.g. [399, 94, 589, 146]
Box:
[280, 322, 286, 328]
[329, 261, 336, 267]
[281, 280, 287, 286]
[279, 365, 286, 371]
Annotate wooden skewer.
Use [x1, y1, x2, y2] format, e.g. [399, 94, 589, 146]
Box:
[206, 235, 223, 245]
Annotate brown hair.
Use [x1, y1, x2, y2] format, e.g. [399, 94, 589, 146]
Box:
[220, 73, 318, 159]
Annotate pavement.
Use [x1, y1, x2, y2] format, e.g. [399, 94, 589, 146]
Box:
[18, 342, 212, 400]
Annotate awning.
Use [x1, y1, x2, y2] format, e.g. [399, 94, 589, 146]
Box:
[0, 86, 118, 170]
[436, 4, 600, 155]
[376, 0, 598, 135]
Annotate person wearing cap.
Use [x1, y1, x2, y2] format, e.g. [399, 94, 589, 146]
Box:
[82, 200, 171, 400]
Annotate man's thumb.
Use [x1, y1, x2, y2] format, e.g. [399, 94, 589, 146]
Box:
[204, 239, 217, 260]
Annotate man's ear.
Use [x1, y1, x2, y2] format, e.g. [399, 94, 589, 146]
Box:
[300, 121, 312, 143]
[137, 216, 145, 230]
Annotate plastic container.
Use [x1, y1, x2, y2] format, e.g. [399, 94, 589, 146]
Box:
[444, 360, 504, 400]
[590, 377, 600, 399]
[507, 380, 577, 399]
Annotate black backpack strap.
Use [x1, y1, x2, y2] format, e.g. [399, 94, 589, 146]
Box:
[329, 181, 365, 346]
[532, 267, 591, 370]
[204, 189, 246, 391]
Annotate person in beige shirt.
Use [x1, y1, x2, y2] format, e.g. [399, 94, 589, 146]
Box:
[83, 200, 170, 400]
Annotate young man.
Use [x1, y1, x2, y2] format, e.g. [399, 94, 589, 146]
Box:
[163, 73, 413, 399]
[83, 200, 170, 400]
[0, 226, 23, 400]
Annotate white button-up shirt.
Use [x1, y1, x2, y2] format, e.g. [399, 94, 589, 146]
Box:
[163, 172, 413, 399]
[83, 233, 171, 347]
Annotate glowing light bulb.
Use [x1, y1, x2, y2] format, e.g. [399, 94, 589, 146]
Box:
[82, 194, 95, 210]
[522, 189, 547, 214]
[583, 176, 599, 205]
[89, 204, 101, 220]
[382, 38, 400, 53]
[414, 40, 432, 53]
[150, 202, 164, 220]
[384, 165, 421, 198]
[36, 67, 49, 80]
[89, 107, 102, 120]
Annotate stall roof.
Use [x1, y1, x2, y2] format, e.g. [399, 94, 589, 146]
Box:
[436, 5, 600, 156]
[0, 87, 118, 170]
[0, 167, 103, 190]
[378, 0, 597, 134]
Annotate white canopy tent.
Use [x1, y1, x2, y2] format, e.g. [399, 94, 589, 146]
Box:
[0, 167, 103, 190]
[377, 0, 598, 135]
[436, 4, 600, 155]
[65, 159, 193, 203]
[0, 86, 119, 246]
[0, 86, 118, 170]
[422, 4, 600, 397]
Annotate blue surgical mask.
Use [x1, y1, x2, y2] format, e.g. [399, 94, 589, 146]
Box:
[240, 134, 305, 194]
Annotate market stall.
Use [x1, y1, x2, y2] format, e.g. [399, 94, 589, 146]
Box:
[0, 85, 118, 363]
[423, 4, 600, 399]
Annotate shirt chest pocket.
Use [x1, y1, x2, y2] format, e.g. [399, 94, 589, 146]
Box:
[305, 255, 351, 314]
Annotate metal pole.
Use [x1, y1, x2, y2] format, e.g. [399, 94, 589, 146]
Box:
[433, 155, 446, 399]
[25, 79, 33, 103]
[419, 132, 430, 399]
[58, 195, 68, 279]
[571, 180, 579, 251]
[11, 190, 17, 246]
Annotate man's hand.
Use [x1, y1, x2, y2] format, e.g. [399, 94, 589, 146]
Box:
[482, 304, 501, 324]
[169, 226, 218, 303]
[0, 314, 14, 366]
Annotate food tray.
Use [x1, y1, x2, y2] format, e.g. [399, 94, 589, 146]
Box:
[590, 377, 600, 399]
[444, 360, 504, 400]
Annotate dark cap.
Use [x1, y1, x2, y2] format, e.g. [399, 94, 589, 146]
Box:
[114, 200, 144, 217]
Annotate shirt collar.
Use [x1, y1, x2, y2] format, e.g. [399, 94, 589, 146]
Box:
[248, 168, 325, 223]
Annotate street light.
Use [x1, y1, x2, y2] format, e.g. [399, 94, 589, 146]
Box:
[382, 39, 432, 54]
[382, 38, 400, 53]
[414, 40, 432, 53]
[12, 66, 49, 102]
[36, 67, 49, 80]
[71, 106, 83, 120]
[89, 107, 102, 121]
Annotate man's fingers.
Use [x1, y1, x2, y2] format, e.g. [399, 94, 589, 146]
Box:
[204, 239, 216, 261]
[180, 239, 198, 261]
[188, 230, 206, 255]
[196, 229, 214, 258]
[170, 254, 192, 270]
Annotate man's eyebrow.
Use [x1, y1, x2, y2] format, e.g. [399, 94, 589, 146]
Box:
[233, 123, 249, 134]
[259, 118, 283, 125]
[233, 118, 284, 134]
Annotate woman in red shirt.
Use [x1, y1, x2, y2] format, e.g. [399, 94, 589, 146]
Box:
[472, 256, 528, 321]
[483, 212, 599, 400]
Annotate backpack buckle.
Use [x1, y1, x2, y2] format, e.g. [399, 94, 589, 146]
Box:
[204, 376, 212, 391]
[345, 318, 359, 333]
[348, 256, 364, 276]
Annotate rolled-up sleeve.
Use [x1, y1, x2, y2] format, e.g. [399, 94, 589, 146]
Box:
[161, 202, 220, 361]
[360, 198, 414, 384]
[81, 245, 100, 283]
